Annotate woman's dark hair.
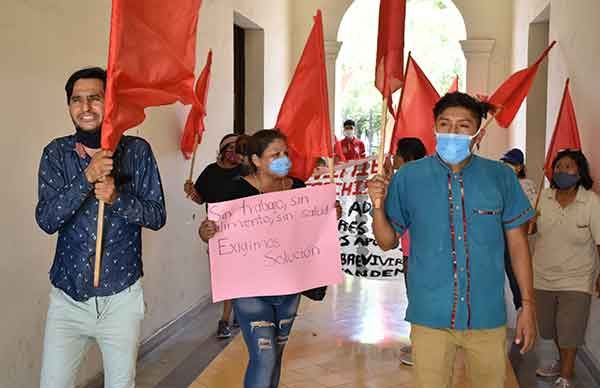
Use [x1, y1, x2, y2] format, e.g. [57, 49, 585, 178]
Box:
[433, 92, 493, 128]
[246, 129, 287, 173]
[65, 67, 107, 103]
[550, 149, 594, 190]
[235, 135, 252, 176]
[396, 137, 426, 162]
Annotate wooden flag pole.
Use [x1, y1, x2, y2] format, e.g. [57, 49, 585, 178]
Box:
[528, 172, 546, 234]
[374, 96, 389, 209]
[93, 200, 105, 288]
[327, 156, 335, 184]
[188, 132, 200, 182]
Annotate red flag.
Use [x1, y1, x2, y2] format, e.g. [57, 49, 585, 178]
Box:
[181, 50, 213, 159]
[375, 0, 406, 100]
[390, 54, 440, 155]
[102, 0, 202, 150]
[447, 75, 459, 93]
[275, 10, 332, 181]
[543, 79, 582, 180]
[488, 41, 556, 128]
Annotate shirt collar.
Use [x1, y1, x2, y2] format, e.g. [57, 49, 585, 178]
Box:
[546, 187, 588, 203]
[434, 153, 477, 174]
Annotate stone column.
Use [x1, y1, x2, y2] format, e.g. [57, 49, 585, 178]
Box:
[324, 40, 343, 131]
[460, 39, 497, 157]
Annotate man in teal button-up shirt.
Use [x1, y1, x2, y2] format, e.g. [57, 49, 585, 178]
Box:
[369, 92, 537, 388]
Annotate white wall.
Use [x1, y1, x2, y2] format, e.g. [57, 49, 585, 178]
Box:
[0, 0, 291, 386]
[512, 0, 600, 369]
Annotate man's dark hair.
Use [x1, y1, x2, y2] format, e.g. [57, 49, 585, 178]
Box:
[550, 149, 594, 190]
[433, 92, 493, 128]
[343, 119, 356, 128]
[65, 67, 107, 103]
[395, 137, 427, 162]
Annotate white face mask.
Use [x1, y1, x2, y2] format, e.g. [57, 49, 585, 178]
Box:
[343, 130, 354, 139]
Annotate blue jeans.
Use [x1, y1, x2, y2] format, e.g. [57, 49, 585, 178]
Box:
[233, 294, 301, 388]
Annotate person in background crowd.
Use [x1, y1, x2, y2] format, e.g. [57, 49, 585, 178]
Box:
[532, 149, 600, 388]
[392, 137, 427, 367]
[335, 119, 366, 161]
[199, 130, 305, 388]
[500, 148, 537, 312]
[184, 133, 242, 339]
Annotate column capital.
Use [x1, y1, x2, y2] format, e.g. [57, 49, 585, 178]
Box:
[324, 40, 343, 61]
[460, 39, 495, 57]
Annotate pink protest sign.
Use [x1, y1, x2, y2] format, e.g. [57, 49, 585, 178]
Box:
[207, 184, 343, 302]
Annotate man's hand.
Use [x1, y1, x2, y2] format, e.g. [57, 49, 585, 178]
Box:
[335, 200, 342, 220]
[367, 175, 389, 205]
[199, 219, 218, 243]
[95, 176, 117, 205]
[515, 304, 537, 354]
[85, 150, 113, 183]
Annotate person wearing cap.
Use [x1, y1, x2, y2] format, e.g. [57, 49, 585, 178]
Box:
[500, 148, 538, 313]
[335, 119, 366, 160]
[184, 133, 243, 339]
[500, 148, 537, 206]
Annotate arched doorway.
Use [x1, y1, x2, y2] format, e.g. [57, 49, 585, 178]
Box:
[335, 0, 467, 154]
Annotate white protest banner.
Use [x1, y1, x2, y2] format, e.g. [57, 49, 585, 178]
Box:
[307, 157, 405, 279]
[207, 184, 343, 302]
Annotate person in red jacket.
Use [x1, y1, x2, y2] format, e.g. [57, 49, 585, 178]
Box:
[336, 119, 366, 160]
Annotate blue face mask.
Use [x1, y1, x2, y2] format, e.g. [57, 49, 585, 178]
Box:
[553, 172, 579, 190]
[436, 130, 480, 165]
[269, 156, 292, 176]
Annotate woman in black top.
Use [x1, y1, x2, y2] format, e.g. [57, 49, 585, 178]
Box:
[184, 133, 242, 339]
[199, 130, 304, 388]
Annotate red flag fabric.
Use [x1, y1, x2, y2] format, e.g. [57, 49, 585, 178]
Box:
[375, 0, 406, 99]
[543, 79, 582, 180]
[275, 10, 333, 181]
[447, 75, 459, 93]
[390, 54, 440, 155]
[181, 50, 213, 159]
[102, 0, 202, 150]
[488, 41, 556, 128]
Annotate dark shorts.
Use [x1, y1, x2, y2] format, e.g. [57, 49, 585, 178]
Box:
[535, 289, 591, 348]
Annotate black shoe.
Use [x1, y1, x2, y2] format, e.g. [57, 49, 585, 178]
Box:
[217, 320, 232, 339]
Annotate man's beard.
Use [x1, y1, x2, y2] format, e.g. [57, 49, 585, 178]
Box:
[75, 126, 102, 149]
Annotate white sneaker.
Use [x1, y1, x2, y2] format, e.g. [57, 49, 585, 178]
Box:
[536, 360, 561, 377]
[554, 377, 574, 388]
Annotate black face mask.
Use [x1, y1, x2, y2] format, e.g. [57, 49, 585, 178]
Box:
[75, 127, 101, 149]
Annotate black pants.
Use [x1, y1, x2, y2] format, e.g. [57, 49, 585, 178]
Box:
[504, 242, 522, 310]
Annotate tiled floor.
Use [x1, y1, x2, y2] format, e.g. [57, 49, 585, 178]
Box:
[188, 277, 518, 388]
[133, 275, 598, 388]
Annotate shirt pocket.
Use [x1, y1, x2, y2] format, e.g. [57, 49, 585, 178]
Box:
[572, 210, 592, 244]
[467, 204, 503, 246]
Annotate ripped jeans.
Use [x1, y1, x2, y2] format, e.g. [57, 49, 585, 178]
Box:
[233, 294, 301, 388]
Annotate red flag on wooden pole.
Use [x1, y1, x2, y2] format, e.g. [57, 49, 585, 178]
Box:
[488, 41, 556, 128]
[390, 54, 440, 155]
[275, 10, 333, 181]
[375, 0, 406, 100]
[95, 0, 202, 287]
[181, 50, 213, 160]
[102, 0, 202, 151]
[543, 79, 582, 180]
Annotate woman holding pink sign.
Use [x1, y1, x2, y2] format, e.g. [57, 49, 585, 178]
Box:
[199, 129, 305, 388]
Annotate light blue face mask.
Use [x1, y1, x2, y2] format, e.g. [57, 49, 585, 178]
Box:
[269, 156, 292, 176]
[435, 130, 480, 165]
